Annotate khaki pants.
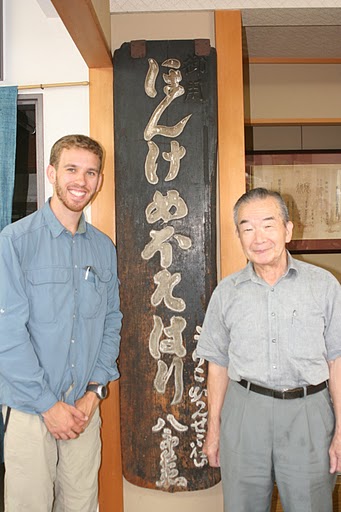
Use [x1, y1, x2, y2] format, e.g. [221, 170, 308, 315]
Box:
[3, 406, 101, 512]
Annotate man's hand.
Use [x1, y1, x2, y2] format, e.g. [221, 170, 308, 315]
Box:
[42, 401, 88, 440]
[328, 358, 341, 473]
[75, 391, 100, 430]
[203, 362, 229, 468]
[203, 427, 220, 467]
[329, 431, 341, 473]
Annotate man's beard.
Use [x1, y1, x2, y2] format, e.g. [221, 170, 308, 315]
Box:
[55, 179, 93, 213]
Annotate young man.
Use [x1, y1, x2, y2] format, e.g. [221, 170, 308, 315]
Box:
[197, 187, 341, 512]
[0, 134, 122, 511]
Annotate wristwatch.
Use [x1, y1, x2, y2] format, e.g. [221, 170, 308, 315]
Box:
[86, 383, 108, 400]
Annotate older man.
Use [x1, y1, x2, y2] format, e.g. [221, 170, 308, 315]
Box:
[197, 187, 341, 512]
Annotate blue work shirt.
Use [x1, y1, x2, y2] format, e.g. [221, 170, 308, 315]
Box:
[0, 200, 122, 414]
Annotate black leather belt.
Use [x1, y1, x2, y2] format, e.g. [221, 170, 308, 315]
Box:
[238, 379, 327, 399]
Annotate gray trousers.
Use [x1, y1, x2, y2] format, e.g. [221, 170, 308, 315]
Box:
[220, 380, 337, 512]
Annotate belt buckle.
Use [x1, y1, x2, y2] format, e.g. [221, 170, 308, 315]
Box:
[282, 387, 289, 398]
[274, 388, 289, 399]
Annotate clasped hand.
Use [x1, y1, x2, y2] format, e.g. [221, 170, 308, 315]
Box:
[42, 392, 99, 440]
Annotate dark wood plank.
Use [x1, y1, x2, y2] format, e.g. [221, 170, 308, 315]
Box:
[289, 238, 341, 253]
[114, 40, 219, 491]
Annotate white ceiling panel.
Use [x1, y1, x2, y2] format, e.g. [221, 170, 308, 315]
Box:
[109, 0, 341, 12]
[110, 4, 341, 59]
[241, 7, 341, 25]
[37, 1, 341, 59]
[243, 25, 341, 58]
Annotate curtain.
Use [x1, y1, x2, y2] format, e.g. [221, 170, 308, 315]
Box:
[0, 86, 17, 232]
[0, 85, 17, 463]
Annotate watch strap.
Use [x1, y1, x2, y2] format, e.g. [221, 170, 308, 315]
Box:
[86, 383, 107, 399]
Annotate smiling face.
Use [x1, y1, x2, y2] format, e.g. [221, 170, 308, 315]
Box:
[237, 196, 293, 277]
[47, 147, 103, 215]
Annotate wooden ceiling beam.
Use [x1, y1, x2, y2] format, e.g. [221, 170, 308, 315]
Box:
[51, 0, 112, 68]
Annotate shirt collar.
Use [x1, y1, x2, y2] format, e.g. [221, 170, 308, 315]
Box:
[286, 252, 299, 275]
[42, 199, 89, 238]
[234, 261, 258, 286]
[235, 250, 298, 286]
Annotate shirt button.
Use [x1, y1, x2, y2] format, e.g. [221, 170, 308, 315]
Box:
[271, 312, 275, 317]
[0, 308, 4, 314]
[71, 364, 75, 368]
[272, 339, 276, 343]
[273, 365, 277, 369]
[71, 339, 75, 343]
[74, 264, 78, 269]
[271, 288, 274, 292]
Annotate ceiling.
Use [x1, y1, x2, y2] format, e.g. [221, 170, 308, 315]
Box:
[109, 1, 341, 59]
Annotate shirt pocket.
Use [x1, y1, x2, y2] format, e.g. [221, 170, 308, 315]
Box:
[79, 267, 112, 319]
[289, 305, 325, 359]
[26, 268, 71, 323]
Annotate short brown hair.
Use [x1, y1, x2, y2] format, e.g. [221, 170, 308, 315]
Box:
[49, 134, 104, 171]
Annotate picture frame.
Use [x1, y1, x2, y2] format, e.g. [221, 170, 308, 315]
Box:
[246, 151, 341, 253]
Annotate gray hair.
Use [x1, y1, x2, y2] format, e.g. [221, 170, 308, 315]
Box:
[233, 188, 289, 228]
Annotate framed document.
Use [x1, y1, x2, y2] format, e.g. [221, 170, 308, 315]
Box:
[246, 152, 341, 252]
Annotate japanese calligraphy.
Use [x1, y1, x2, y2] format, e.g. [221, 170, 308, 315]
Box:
[144, 67, 192, 141]
[141, 226, 191, 269]
[152, 414, 188, 489]
[189, 326, 208, 468]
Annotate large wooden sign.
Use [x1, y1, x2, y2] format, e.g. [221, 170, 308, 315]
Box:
[114, 40, 219, 491]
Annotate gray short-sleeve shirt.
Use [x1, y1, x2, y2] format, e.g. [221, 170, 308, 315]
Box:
[196, 253, 341, 389]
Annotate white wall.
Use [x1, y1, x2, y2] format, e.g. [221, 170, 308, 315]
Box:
[2, 0, 90, 200]
[111, 11, 215, 50]
[248, 63, 341, 119]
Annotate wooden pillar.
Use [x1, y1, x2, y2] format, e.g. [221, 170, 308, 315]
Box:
[215, 10, 246, 278]
[89, 67, 123, 512]
[90, 67, 116, 238]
